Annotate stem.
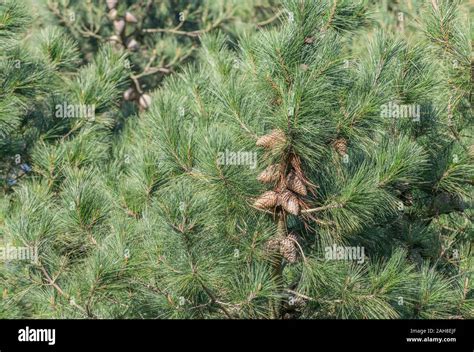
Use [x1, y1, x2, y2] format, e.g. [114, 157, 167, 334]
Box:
[198, 279, 233, 319]
[143, 16, 229, 37]
[301, 202, 344, 213]
[39, 263, 96, 318]
[257, 10, 283, 27]
[270, 214, 286, 319]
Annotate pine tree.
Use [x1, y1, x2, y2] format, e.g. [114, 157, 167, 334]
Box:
[0, 0, 472, 319]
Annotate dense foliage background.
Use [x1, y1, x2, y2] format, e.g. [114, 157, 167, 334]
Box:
[0, 0, 472, 319]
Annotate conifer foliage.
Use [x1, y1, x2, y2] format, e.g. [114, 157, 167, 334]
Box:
[46, 0, 280, 111]
[0, 0, 472, 319]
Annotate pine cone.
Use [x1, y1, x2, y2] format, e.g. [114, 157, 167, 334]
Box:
[287, 232, 299, 241]
[264, 236, 283, 253]
[123, 88, 137, 101]
[280, 234, 298, 263]
[109, 35, 121, 43]
[139, 94, 152, 109]
[127, 38, 139, 51]
[108, 9, 118, 20]
[106, 0, 118, 10]
[289, 154, 303, 176]
[258, 164, 280, 183]
[125, 12, 138, 23]
[279, 190, 300, 215]
[256, 129, 286, 149]
[113, 19, 125, 35]
[254, 191, 278, 209]
[286, 171, 307, 196]
[333, 137, 348, 156]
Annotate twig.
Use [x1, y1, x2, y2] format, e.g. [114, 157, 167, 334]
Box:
[288, 236, 307, 263]
[285, 289, 316, 302]
[322, 0, 338, 32]
[301, 202, 344, 214]
[38, 263, 96, 318]
[198, 279, 233, 319]
[143, 16, 229, 37]
[257, 10, 283, 27]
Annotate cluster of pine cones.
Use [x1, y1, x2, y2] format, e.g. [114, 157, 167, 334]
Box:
[265, 232, 299, 263]
[106, 0, 152, 110]
[253, 129, 312, 263]
[253, 129, 309, 216]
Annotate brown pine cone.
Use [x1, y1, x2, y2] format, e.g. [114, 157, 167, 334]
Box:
[279, 190, 300, 215]
[264, 236, 284, 253]
[256, 129, 286, 149]
[286, 171, 307, 196]
[106, 0, 118, 10]
[125, 12, 138, 23]
[258, 164, 280, 183]
[113, 19, 125, 35]
[254, 191, 278, 209]
[280, 234, 298, 263]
